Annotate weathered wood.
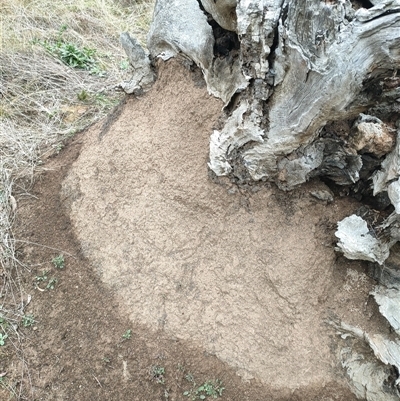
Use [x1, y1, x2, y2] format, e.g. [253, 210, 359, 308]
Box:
[148, 0, 248, 104]
[120, 33, 154, 95]
[213, 1, 400, 186]
[147, 0, 400, 187]
[201, 0, 237, 32]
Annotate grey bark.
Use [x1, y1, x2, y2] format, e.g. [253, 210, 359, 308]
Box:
[147, 0, 400, 186]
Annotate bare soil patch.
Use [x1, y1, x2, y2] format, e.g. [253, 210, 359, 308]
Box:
[8, 60, 388, 400]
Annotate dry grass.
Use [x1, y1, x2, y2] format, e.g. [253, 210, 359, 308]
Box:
[0, 0, 154, 398]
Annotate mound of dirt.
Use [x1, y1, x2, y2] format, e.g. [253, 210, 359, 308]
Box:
[56, 60, 384, 397]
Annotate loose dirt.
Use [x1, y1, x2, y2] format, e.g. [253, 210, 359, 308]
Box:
[10, 60, 389, 400]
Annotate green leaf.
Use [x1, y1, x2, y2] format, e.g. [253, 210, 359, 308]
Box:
[0, 334, 8, 346]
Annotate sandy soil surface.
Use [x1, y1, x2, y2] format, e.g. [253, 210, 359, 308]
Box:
[31, 60, 385, 399]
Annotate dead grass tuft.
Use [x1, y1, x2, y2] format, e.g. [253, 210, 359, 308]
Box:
[0, 0, 154, 398]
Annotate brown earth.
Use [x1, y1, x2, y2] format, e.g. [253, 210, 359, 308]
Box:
[4, 60, 391, 400]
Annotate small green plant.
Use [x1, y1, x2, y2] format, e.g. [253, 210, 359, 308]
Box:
[185, 373, 195, 383]
[54, 143, 64, 154]
[77, 90, 88, 101]
[122, 329, 132, 340]
[0, 334, 8, 346]
[58, 43, 96, 69]
[35, 271, 58, 290]
[52, 254, 65, 269]
[35, 271, 49, 282]
[21, 314, 35, 328]
[46, 278, 58, 290]
[119, 59, 130, 70]
[151, 365, 165, 384]
[184, 379, 225, 400]
[34, 26, 101, 73]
